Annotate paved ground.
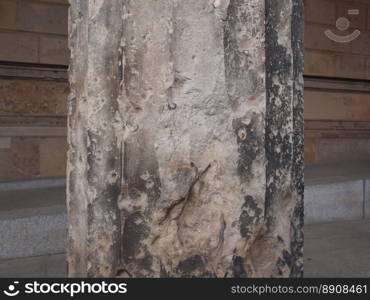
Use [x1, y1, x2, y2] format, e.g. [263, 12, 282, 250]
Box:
[0, 186, 65, 219]
[1, 175, 369, 277]
[0, 219, 369, 277]
[0, 254, 66, 278]
[305, 219, 370, 277]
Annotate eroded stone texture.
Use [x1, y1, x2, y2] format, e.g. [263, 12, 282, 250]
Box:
[67, 0, 123, 277]
[67, 0, 304, 278]
[264, 0, 304, 277]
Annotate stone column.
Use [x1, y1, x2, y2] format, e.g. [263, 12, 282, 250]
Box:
[67, 0, 304, 278]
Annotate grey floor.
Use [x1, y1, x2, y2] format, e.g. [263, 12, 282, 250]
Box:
[0, 186, 65, 219]
[304, 161, 370, 277]
[0, 254, 67, 278]
[0, 220, 369, 277]
[305, 219, 370, 277]
[1, 165, 370, 277]
[0, 181, 67, 277]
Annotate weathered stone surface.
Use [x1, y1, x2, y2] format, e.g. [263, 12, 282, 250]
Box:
[68, 0, 304, 278]
[264, 0, 304, 277]
[67, 0, 123, 277]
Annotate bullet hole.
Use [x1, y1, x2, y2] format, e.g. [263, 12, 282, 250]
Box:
[238, 128, 247, 140]
[232, 115, 262, 182]
[145, 179, 155, 189]
[127, 123, 139, 132]
[108, 171, 119, 185]
[168, 102, 177, 110]
[95, 150, 102, 162]
[140, 171, 151, 181]
[275, 145, 281, 153]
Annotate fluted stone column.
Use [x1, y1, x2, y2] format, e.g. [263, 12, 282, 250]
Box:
[67, 0, 304, 278]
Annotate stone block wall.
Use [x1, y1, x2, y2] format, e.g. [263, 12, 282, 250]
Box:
[304, 0, 370, 80]
[304, 0, 370, 165]
[0, 0, 69, 181]
[0, 0, 69, 65]
[0, 0, 369, 180]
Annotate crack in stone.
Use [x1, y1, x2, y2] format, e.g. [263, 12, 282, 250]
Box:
[158, 163, 212, 225]
[211, 213, 226, 256]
